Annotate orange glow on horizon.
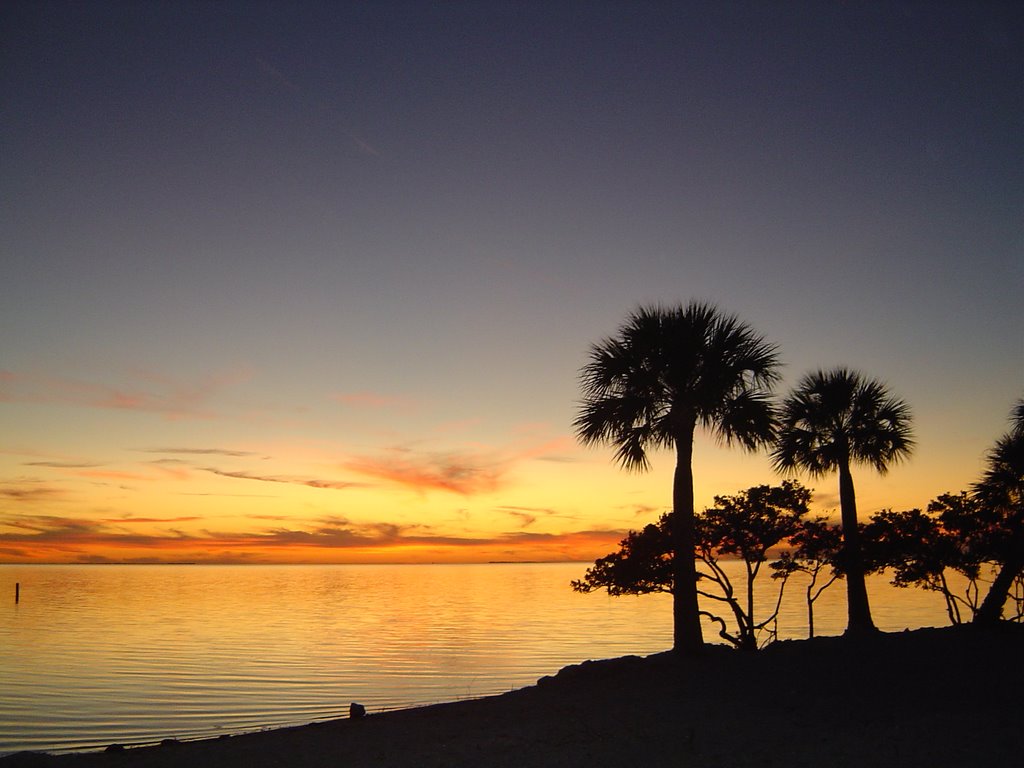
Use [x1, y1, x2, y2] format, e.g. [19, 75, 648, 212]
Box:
[0, 515, 628, 565]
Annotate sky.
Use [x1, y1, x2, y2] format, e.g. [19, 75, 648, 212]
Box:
[1, 1, 1021, 564]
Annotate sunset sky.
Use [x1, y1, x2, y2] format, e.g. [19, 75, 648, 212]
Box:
[2, 1, 1021, 564]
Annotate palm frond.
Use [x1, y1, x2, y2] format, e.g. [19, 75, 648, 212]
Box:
[774, 367, 913, 478]
[973, 398, 1024, 510]
[713, 389, 778, 451]
[575, 300, 781, 472]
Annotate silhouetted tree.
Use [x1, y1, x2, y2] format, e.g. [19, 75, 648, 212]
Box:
[865, 497, 987, 624]
[972, 399, 1024, 624]
[571, 522, 671, 598]
[573, 481, 810, 651]
[771, 516, 843, 638]
[772, 368, 913, 635]
[574, 303, 779, 655]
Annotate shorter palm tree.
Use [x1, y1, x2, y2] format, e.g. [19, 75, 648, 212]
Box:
[773, 368, 913, 634]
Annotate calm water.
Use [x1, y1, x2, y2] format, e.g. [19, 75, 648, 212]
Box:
[1, 562, 954, 755]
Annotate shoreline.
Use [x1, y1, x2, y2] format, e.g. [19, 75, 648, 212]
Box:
[3, 623, 1021, 767]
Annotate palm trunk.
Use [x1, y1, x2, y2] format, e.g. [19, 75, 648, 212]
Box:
[975, 531, 1024, 625]
[671, 429, 705, 655]
[807, 586, 815, 639]
[838, 458, 876, 634]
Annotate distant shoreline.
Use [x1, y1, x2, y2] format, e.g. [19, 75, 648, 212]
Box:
[0, 560, 593, 567]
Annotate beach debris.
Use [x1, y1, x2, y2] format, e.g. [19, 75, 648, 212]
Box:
[349, 702, 366, 719]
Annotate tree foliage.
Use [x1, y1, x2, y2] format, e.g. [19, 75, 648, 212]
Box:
[864, 488, 1024, 625]
[770, 517, 844, 638]
[972, 398, 1024, 623]
[573, 481, 810, 651]
[865, 497, 984, 624]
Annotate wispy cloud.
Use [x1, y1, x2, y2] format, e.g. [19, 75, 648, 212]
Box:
[499, 505, 558, 516]
[255, 57, 379, 157]
[24, 460, 103, 469]
[535, 454, 582, 464]
[432, 418, 482, 435]
[255, 56, 300, 93]
[503, 510, 536, 527]
[201, 467, 367, 490]
[0, 369, 244, 420]
[2, 515, 105, 537]
[143, 447, 261, 458]
[811, 491, 840, 509]
[0, 513, 628, 563]
[333, 391, 417, 410]
[514, 436, 578, 462]
[496, 505, 563, 529]
[625, 503, 661, 519]
[342, 433, 579, 497]
[102, 516, 202, 524]
[345, 447, 503, 495]
[75, 469, 154, 482]
[178, 492, 278, 498]
[0, 481, 67, 502]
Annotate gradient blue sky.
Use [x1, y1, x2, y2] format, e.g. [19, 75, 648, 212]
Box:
[1, 1, 1021, 563]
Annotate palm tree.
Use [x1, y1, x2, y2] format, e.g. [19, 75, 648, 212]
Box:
[973, 398, 1024, 624]
[772, 368, 913, 634]
[574, 302, 780, 655]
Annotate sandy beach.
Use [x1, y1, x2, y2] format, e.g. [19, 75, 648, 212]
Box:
[3, 623, 1020, 768]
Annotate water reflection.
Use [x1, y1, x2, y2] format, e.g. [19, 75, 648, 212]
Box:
[1, 563, 952, 754]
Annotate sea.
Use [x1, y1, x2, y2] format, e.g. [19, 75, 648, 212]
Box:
[0, 562, 958, 755]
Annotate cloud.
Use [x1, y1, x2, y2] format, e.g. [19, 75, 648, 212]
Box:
[812, 491, 840, 509]
[143, 447, 261, 458]
[503, 511, 536, 527]
[333, 391, 417, 410]
[625, 504, 661, 518]
[0, 513, 628, 563]
[496, 505, 562, 529]
[102, 516, 202, 524]
[499, 505, 557, 516]
[345, 448, 504, 495]
[344, 130, 380, 157]
[24, 460, 102, 469]
[514, 436, 578, 462]
[1, 514, 104, 537]
[201, 467, 367, 490]
[432, 418, 481, 434]
[254, 57, 379, 157]
[75, 469, 153, 482]
[178, 492, 278, 498]
[342, 434, 580, 497]
[256, 56, 300, 93]
[0, 369, 244, 420]
[0, 483, 66, 502]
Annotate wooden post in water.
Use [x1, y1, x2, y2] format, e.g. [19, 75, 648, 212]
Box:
[15, 583, 19, 604]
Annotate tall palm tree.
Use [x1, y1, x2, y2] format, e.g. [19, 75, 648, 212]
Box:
[973, 398, 1024, 624]
[772, 368, 914, 634]
[575, 302, 780, 655]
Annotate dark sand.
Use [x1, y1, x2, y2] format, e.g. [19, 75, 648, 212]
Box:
[4, 624, 1021, 768]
